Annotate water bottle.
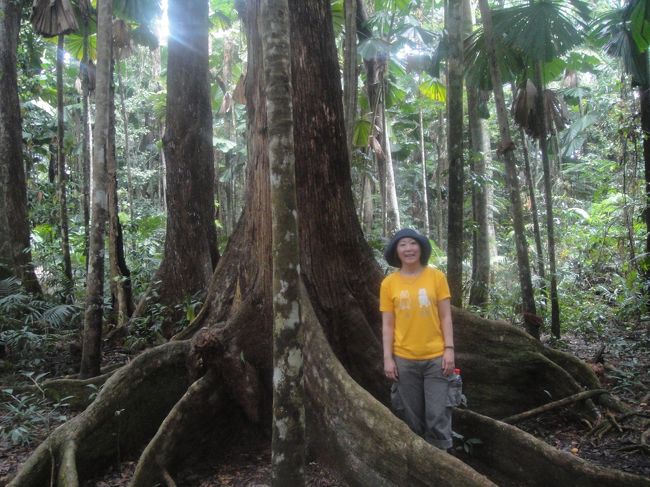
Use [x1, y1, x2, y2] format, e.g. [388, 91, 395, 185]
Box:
[448, 368, 466, 407]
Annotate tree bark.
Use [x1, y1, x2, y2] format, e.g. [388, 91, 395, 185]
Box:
[80, 2, 92, 270]
[477, 0, 537, 336]
[446, 0, 464, 307]
[155, 0, 218, 309]
[464, 0, 490, 310]
[519, 126, 546, 284]
[533, 62, 560, 338]
[262, 0, 306, 482]
[343, 0, 358, 160]
[56, 34, 73, 298]
[107, 59, 134, 326]
[418, 108, 430, 236]
[0, 0, 41, 294]
[80, 0, 112, 378]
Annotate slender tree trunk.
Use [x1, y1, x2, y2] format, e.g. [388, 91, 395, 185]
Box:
[261, 0, 306, 482]
[57, 34, 73, 298]
[361, 175, 374, 234]
[435, 110, 445, 247]
[383, 109, 400, 234]
[478, 0, 538, 337]
[155, 0, 218, 308]
[464, 0, 490, 309]
[80, 0, 112, 378]
[107, 60, 134, 326]
[419, 108, 430, 236]
[519, 126, 546, 285]
[343, 0, 358, 159]
[467, 89, 491, 309]
[80, 5, 92, 269]
[639, 59, 650, 289]
[534, 63, 560, 338]
[117, 60, 135, 236]
[0, 0, 41, 294]
[446, 0, 464, 306]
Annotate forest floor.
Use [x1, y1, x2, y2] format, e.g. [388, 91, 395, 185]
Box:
[0, 319, 648, 486]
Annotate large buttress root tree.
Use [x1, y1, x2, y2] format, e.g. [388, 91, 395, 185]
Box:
[9, 1, 650, 486]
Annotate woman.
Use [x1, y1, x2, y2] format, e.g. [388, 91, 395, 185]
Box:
[380, 228, 456, 450]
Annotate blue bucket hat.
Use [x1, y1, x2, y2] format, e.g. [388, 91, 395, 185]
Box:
[384, 228, 432, 268]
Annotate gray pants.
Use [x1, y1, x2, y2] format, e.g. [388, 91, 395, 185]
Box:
[391, 356, 452, 449]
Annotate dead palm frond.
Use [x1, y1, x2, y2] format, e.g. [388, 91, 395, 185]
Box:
[30, 0, 79, 37]
[513, 80, 569, 138]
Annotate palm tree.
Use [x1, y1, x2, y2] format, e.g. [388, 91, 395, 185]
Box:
[492, 0, 590, 338]
[473, 0, 538, 336]
[30, 0, 79, 299]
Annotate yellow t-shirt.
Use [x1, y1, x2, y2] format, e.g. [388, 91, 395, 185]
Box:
[379, 266, 451, 360]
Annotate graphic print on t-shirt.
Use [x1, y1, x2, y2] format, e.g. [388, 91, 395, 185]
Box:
[418, 288, 431, 315]
[398, 290, 411, 310]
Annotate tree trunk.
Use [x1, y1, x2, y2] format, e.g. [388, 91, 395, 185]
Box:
[533, 62, 560, 338]
[446, 0, 464, 306]
[418, 108, 430, 236]
[519, 126, 546, 284]
[107, 59, 134, 326]
[343, 0, 358, 159]
[0, 0, 41, 294]
[383, 109, 400, 234]
[434, 110, 446, 248]
[80, 0, 112, 379]
[56, 34, 73, 298]
[80, 3, 92, 270]
[261, 0, 306, 482]
[117, 60, 135, 238]
[10, 1, 650, 486]
[467, 90, 491, 310]
[155, 0, 218, 309]
[639, 57, 650, 290]
[464, 0, 490, 309]
[477, 0, 537, 336]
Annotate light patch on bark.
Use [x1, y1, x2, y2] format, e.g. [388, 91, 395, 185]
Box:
[276, 417, 289, 440]
[287, 347, 302, 370]
[273, 366, 284, 387]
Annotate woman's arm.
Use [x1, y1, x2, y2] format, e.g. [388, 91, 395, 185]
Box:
[382, 311, 398, 381]
[438, 298, 455, 375]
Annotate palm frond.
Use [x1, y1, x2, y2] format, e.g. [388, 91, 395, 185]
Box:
[591, 5, 649, 86]
[41, 304, 81, 329]
[31, 0, 79, 37]
[493, 1, 587, 63]
[464, 27, 526, 90]
[0, 278, 22, 298]
[113, 0, 161, 26]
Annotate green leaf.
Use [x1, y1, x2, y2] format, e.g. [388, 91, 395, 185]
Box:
[418, 79, 446, 102]
[559, 111, 600, 157]
[353, 119, 372, 147]
[493, 1, 587, 63]
[64, 33, 97, 61]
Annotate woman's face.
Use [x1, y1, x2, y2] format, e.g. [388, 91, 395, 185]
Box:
[396, 237, 421, 267]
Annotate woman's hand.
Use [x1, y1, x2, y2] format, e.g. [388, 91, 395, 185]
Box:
[442, 348, 455, 376]
[384, 356, 399, 381]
